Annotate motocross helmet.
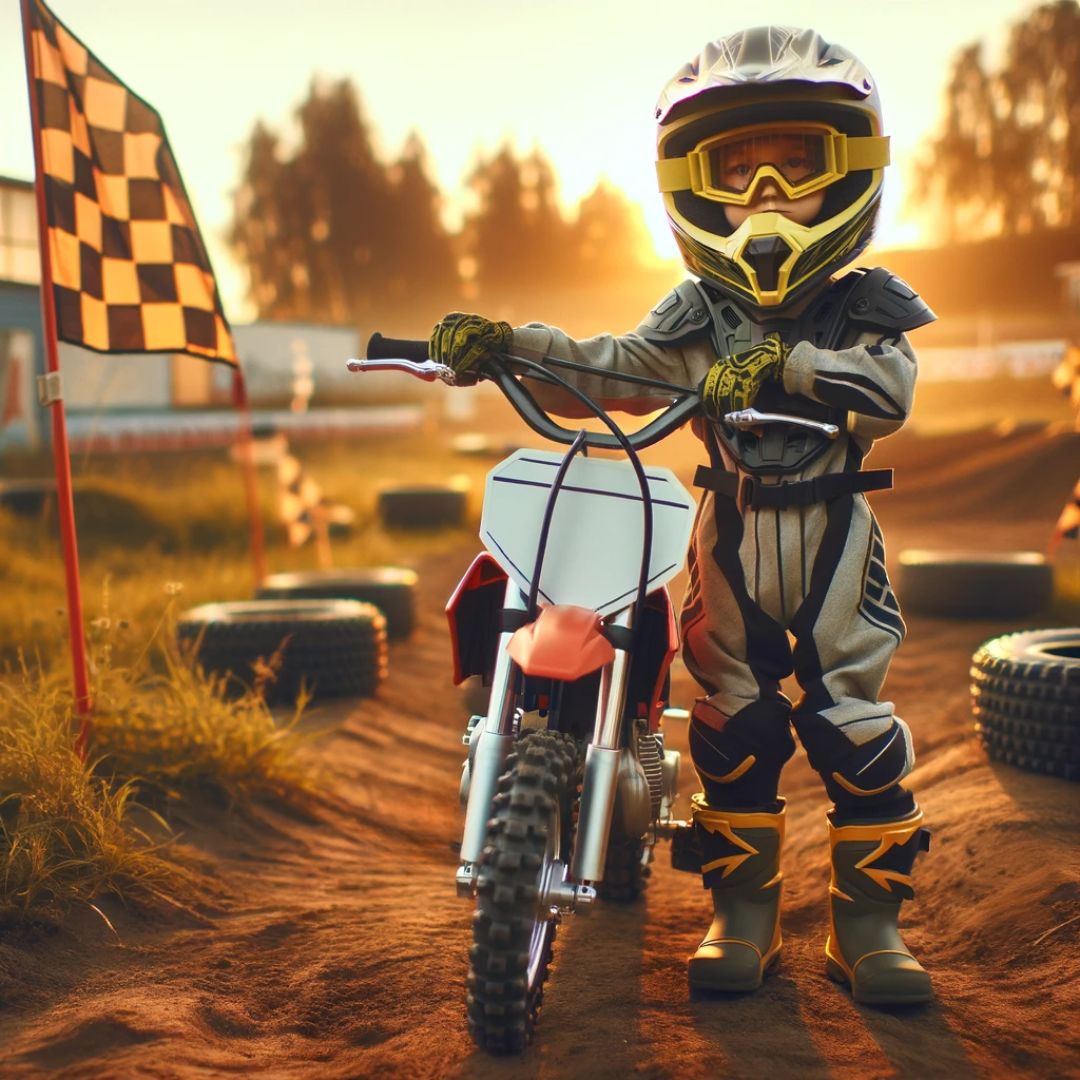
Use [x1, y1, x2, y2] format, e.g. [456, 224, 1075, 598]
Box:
[655, 26, 889, 309]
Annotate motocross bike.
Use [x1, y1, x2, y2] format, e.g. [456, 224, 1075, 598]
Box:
[349, 339, 842, 1054]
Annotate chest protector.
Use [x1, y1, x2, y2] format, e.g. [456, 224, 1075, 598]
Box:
[638, 267, 934, 475]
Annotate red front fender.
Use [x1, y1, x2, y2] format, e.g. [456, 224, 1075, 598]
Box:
[507, 604, 615, 681]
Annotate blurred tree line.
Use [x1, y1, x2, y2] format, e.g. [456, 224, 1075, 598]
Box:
[228, 79, 659, 334]
[912, 0, 1080, 241]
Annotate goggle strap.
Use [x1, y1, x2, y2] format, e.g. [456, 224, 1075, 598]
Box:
[656, 156, 692, 193]
[840, 134, 890, 171]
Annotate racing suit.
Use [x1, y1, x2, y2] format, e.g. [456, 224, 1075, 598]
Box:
[511, 267, 935, 823]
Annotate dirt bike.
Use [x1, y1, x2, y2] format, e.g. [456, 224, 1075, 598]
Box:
[348, 339, 842, 1054]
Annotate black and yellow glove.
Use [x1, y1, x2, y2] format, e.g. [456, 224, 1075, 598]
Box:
[700, 336, 790, 419]
[429, 312, 513, 382]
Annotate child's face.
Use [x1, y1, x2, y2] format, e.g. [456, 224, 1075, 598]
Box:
[716, 133, 827, 229]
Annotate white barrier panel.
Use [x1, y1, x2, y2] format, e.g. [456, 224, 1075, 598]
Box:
[64, 406, 423, 453]
[918, 340, 1068, 383]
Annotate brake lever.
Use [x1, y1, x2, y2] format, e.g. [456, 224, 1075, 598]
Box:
[724, 408, 840, 439]
[347, 358, 457, 384]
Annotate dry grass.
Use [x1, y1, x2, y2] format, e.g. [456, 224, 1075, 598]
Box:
[0, 423, 491, 671]
[0, 424, 489, 925]
[90, 606, 321, 812]
[0, 601, 323, 926]
[0, 661, 190, 927]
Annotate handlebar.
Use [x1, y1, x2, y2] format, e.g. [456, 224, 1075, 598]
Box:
[356, 333, 842, 447]
[359, 334, 698, 451]
[367, 333, 429, 363]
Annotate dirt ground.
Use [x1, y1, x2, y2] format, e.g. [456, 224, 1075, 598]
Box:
[1, 423, 1078, 1079]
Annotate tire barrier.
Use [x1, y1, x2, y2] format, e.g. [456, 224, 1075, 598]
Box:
[899, 550, 1053, 618]
[970, 627, 1080, 782]
[378, 485, 468, 529]
[177, 598, 388, 705]
[257, 567, 419, 640]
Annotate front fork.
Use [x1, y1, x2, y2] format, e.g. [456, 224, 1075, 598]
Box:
[456, 584, 634, 898]
[571, 607, 632, 884]
[457, 582, 526, 892]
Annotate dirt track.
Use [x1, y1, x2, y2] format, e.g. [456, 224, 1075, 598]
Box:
[0, 426, 1078, 1079]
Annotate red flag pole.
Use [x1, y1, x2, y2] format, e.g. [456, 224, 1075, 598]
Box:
[20, 0, 93, 755]
[231, 367, 268, 588]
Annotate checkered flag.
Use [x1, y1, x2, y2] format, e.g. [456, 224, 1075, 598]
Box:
[25, 0, 236, 364]
[278, 453, 325, 548]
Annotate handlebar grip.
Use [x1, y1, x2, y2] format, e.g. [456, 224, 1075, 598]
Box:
[366, 333, 429, 362]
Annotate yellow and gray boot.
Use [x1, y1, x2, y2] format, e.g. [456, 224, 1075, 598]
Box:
[688, 795, 785, 992]
[826, 808, 933, 1005]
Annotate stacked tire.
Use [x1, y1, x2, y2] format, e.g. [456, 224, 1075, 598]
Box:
[900, 550, 1053, 618]
[378, 485, 467, 529]
[178, 599, 387, 705]
[970, 628, 1080, 782]
[256, 567, 418, 640]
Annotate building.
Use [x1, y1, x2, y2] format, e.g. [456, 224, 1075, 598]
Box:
[0, 175, 43, 450]
[0, 174, 368, 452]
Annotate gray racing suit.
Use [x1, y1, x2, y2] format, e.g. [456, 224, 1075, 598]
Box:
[512, 267, 935, 820]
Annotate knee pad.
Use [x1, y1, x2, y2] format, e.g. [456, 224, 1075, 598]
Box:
[793, 711, 915, 812]
[689, 698, 795, 809]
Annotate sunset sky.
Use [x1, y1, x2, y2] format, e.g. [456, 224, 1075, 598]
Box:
[1, 0, 1040, 320]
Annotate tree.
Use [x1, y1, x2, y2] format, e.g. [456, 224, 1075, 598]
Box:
[911, 0, 1080, 240]
[229, 79, 458, 329]
[229, 121, 301, 317]
[383, 132, 460, 310]
[461, 144, 573, 300]
[567, 180, 656, 284]
[461, 145, 662, 312]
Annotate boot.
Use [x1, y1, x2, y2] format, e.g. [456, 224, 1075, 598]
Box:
[826, 808, 933, 1005]
[687, 795, 785, 993]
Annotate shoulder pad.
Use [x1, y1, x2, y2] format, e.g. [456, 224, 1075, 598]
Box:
[846, 267, 936, 333]
[636, 280, 713, 344]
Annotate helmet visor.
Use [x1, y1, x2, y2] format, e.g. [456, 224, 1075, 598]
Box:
[657, 122, 889, 206]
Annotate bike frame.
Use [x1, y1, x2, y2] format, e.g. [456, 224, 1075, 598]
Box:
[350, 348, 842, 902]
[351, 346, 698, 904]
[455, 443, 692, 890]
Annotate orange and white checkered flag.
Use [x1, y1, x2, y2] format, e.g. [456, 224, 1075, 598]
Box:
[277, 453, 325, 548]
[25, 0, 236, 364]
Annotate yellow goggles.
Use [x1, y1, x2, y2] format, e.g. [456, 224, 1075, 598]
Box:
[656, 122, 890, 206]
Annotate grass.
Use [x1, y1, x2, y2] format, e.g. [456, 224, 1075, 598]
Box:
[90, 609, 320, 812]
[0, 601, 324, 926]
[0, 661, 189, 927]
[0, 422, 492, 671]
[0, 421, 492, 925]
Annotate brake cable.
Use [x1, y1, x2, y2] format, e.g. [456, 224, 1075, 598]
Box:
[488, 353, 657, 652]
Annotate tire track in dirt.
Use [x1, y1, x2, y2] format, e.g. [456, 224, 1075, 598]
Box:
[0, 430, 1078, 1077]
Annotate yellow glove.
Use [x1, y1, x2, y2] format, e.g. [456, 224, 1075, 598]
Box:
[429, 312, 513, 380]
[701, 336, 790, 419]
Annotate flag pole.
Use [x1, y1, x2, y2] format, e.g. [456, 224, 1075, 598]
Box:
[20, 0, 93, 755]
[231, 367, 268, 588]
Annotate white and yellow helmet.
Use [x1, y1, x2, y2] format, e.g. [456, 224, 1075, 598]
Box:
[656, 26, 889, 309]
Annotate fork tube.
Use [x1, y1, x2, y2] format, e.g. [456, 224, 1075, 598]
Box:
[572, 608, 633, 882]
[459, 582, 525, 864]
[593, 609, 634, 751]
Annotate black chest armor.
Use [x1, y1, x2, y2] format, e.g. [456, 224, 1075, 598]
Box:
[638, 267, 935, 475]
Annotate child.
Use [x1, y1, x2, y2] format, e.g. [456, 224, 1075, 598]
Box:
[430, 25, 934, 1005]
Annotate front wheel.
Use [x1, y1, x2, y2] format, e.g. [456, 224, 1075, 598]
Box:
[467, 730, 578, 1055]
